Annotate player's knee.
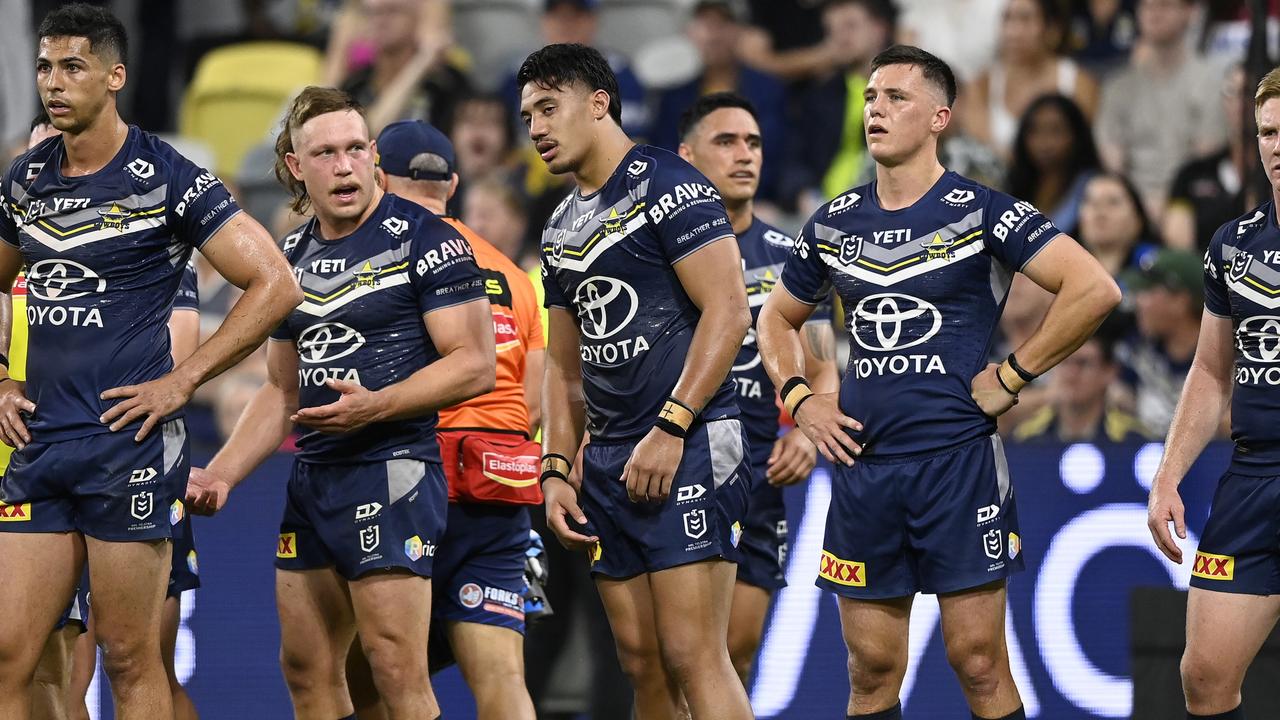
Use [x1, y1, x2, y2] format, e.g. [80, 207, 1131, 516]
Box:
[945, 639, 1005, 698]
[614, 636, 666, 688]
[360, 633, 426, 693]
[279, 645, 337, 695]
[727, 623, 762, 677]
[99, 643, 151, 688]
[846, 643, 905, 697]
[1181, 648, 1241, 705]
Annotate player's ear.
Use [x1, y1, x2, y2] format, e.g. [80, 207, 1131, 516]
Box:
[932, 105, 952, 135]
[590, 89, 610, 122]
[106, 63, 126, 93]
[448, 173, 460, 200]
[285, 151, 303, 182]
[677, 143, 693, 162]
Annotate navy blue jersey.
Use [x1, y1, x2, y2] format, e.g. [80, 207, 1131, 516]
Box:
[735, 217, 831, 447]
[174, 261, 199, 311]
[780, 172, 1061, 458]
[1204, 203, 1280, 472]
[541, 145, 739, 440]
[271, 193, 485, 464]
[0, 127, 239, 441]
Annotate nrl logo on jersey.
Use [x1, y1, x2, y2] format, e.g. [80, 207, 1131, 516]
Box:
[550, 230, 567, 263]
[1229, 251, 1255, 283]
[838, 234, 864, 265]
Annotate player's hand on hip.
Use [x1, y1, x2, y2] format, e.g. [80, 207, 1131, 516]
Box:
[794, 393, 862, 466]
[290, 379, 382, 434]
[543, 476, 598, 551]
[622, 427, 684, 503]
[101, 372, 196, 441]
[186, 466, 231, 516]
[0, 379, 35, 450]
[767, 427, 817, 486]
[971, 363, 1019, 417]
[1147, 476, 1187, 564]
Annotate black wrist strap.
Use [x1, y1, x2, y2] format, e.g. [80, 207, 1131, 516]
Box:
[540, 453, 572, 485]
[1007, 352, 1037, 383]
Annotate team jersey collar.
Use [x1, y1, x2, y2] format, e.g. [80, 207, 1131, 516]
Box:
[48, 125, 138, 187]
[573, 143, 642, 203]
[310, 191, 391, 245]
[868, 169, 956, 216]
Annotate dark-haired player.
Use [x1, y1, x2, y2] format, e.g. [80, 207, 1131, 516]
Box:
[758, 46, 1120, 719]
[186, 86, 494, 720]
[0, 4, 300, 717]
[519, 43, 755, 718]
[1148, 66, 1280, 720]
[677, 91, 839, 685]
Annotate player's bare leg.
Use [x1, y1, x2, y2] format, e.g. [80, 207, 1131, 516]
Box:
[1182, 588, 1280, 715]
[597, 574, 681, 719]
[277, 568, 357, 719]
[85, 537, 172, 720]
[938, 580, 1021, 717]
[727, 581, 772, 686]
[838, 594, 912, 715]
[161, 595, 198, 719]
[651, 559, 752, 719]
[349, 571, 437, 720]
[447, 622, 536, 720]
[65, 611, 94, 720]
[30, 624, 77, 720]
[345, 641, 387, 720]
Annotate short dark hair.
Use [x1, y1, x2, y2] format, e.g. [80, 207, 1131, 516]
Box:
[516, 43, 623, 125]
[677, 92, 759, 142]
[38, 2, 128, 65]
[870, 45, 957, 107]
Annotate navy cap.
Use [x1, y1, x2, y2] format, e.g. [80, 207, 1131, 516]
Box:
[545, 0, 599, 12]
[376, 120, 455, 181]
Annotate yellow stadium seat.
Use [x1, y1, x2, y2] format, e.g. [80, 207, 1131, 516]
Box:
[180, 42, 323, 178]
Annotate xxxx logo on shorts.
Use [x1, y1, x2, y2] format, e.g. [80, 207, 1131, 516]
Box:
[0, 501, 31, 522]
[1191, 551, 1234, 581]
[819, 550, 865, 587]
[277, 532, 297, 559]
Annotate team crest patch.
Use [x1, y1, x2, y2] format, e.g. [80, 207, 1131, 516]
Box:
[1229, 251, 1254, 283]
[838, 234, 864, 265]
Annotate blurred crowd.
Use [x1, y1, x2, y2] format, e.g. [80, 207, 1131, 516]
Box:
[1, 0, 1269, 449]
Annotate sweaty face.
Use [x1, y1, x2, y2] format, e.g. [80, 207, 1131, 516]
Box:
[37, 35, 123, 134]
[289, 110, 379, 228]
[520, 81, 598, 176]
[863, 63, 948, 167]
[681, 107, 761, 205]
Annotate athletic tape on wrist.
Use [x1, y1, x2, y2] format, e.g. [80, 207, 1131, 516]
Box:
[540, 453, 571, 485]
[655, 396, 695, 439]
[780, 376, 815, 417]
[1007, 352, 1037, 383]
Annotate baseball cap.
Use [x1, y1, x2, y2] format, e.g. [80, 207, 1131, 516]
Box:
[545, 0, 599, 12]
[376, 120, 455, 181]
[1127, 249, 1203, 300]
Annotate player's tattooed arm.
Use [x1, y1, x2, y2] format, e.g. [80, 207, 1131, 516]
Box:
[189, 340, 301, 515]
[102, 213, 302, 441]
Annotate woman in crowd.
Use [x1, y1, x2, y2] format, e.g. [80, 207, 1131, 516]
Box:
[1006, 93, 1100, 237]
[1077, 171, 1161, 279]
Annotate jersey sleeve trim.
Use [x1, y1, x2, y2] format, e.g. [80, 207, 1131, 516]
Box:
[777, 277, 822, 306]
[669, 233, 736, 264]
[422, 293, 489, 314]
[1016, 231, 1065, 271]
[191, 206, 243, 249]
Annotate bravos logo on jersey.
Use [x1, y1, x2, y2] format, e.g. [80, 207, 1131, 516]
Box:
[174, 172, 220, 217]
[297, 322, 364, 386]
[26, 259, 106, 328]
[574, 276, 650, 366]
[646, 183, 720, 224]
[850, 294, 946, 378]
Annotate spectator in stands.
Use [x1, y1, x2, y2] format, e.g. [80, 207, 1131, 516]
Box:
[895, 0, 1005, 83]
[1077, 172, 1161, 278]
[1097, 0, 1223, 218]
[734, 0, 829, 81]
[962, 0, 1099, 160]
[1164, 64, 1248, 252]
[1006, 94, 1101, 237]
[501, 0, 650, 140]
[779, 0, 894, 214]
[1012, 332, 1149, 443]
[1066, 0, 1139, 78]
[651, 0, 786, 201]
[994, 274, 1054, 435]
[339, 0, 471, 133]
[1116, 249, 1203, 437]
[463, 178, 531, 267]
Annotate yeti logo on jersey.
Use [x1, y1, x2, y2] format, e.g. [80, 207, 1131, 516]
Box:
[683, 509, 708, 539]
[381, 217, 408, 237]
[943, 189, 976, 207]
[575, 277, 638, 340]
[360, 525, 381, 553]
[27, 260, 106, 301]
[838, 234, 864, 265]
[852, 294, 942, 351]
[1230, 251, 1255, 283]
[983, 529, 1003, 560]
[828, 190, 861, 216]
[126, 158, 155, 180]
[1236, 316, 1280, 363]
[297, 323, 365, 363]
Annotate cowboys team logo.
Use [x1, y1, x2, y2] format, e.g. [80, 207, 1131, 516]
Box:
[353, 261, 378, 288]
[921, 233, 956, 261]
[838, 233, 864, 265]
[1229, 251, 1254, 283]
[97, 203, 131, 231]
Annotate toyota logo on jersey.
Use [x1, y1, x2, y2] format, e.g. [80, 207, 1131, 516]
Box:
[296, 322, 366, 363]
[851, 294, 943, 352]
[574, 276, 638, 340]
[27, 259, 106, 301]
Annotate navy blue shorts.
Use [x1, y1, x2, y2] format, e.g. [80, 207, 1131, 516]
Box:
[276, 458, 448, 581]
[737, 437, 787, 592]
[432, 503, 531, 633]
[818, 434, 1023, 599]
[53, 584, 90, 633]
[580, 418, 751, 579]
[1191, 470, 1280, 594]
[0, 419, 189, 541]
[167, 503, 200, 598]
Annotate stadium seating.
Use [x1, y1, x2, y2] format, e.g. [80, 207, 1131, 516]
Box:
[597, 0, 689, 60]
[453, 0, 542, 92]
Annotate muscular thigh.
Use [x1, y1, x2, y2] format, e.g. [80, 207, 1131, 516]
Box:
[0, 532, 82, 641]
[1185, 587, 1280, 678]
[276, 567, 356, 661]
[446, 621, 526, 682]
[85, 536, 169, 644]
[349, 570, 431, 644]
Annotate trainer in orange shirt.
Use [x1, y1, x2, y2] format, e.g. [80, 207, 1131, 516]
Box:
[345, 120, 542, 720]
